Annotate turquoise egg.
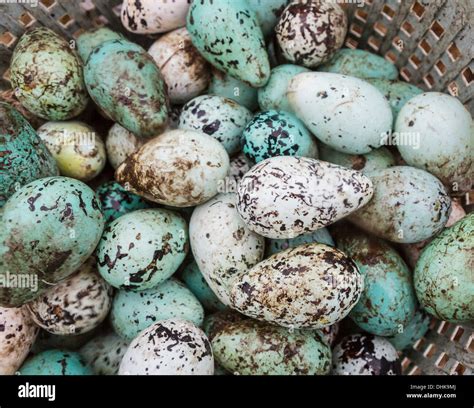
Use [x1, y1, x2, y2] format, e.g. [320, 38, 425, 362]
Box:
[76, 27, 124, 62]
[266, 228, 334, 256]
[96, 181, 150, 224]
[318, 48, 399, 80]
[388, 309, 431, 351]
[96, 209, 188, 291]
[258, 64, 310, 113]
[415, 213, 474, 322]
[247, 0, 290, 37]
[203, 310, 248, 340]
[20, 350, 92, 375]
[187, 0, 270, 87]
[242, 110, 318, 163]
[0, 102, 58, 207]
[84, 39, 169, 138]
[111, 278, 204, 341]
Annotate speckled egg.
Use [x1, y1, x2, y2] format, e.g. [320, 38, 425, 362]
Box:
[77, 27, 124, 62]
[0, 89, 45, 129]
[0, 102, 58, 207]
[230, 243, 363, 329]
[396, 92, 473, 192]
[187, 0, 270, 87]
[0, 177, 104, 307]
[96, 209, 187, 291]
[414, 213, 474, 322]
[332, 334, 401, 375]
[118, 319, 213, 375]
[10, 28, 88, 120]
[121, 0, 190, 34]
[179, 95, 252, 155]
[288, 72, 393, 154]
[116, 129, 230, 207]
[190, 193, 265, 306]
[0, 306, 39, 374]
[27, 258, 113, 335]
[84, 38, 169, 139]
[228, 152, 254, 185]
[266, 228, 334, 256]
[387, 309, 431, 351]
[318, 48, 399, 80]
[247, 0, 289, 37]
[105, 123, 145, 170]
[20, 349, 92, 375]
[237, 156, 373, 239]
[212, 319, 331, 375]
[276, 1, 347, 68]
[32, 328, 99, 353]
[319, 323, 340, 347]
[203, 310, 248, 341]
[242, 110, 318, 163]
[348, 166, 451, 243]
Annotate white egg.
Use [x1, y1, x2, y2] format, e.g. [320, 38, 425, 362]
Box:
[106, 123, 144, 169]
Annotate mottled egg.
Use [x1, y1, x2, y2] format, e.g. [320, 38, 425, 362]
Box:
[228, 152, 254, 185]
[387, 309, 431, 351]
[230, 243, 363, 329]
[266, 228, 334, 256]
[187, 0, 270, 87]
[242, 110, 318, 163]
[414, 213, 474, 322]
[105, 123, 144, 170]
[116, 129, 230, 207]
[32, 328, 99, 353]
[20, 349, 92, 375]
[319, 323, 340, 347]
[10, 28, 88, 120]
[349, 166, 451, 243]
[203, 310, 248, 341]
[332, 334, 401, 375]
[118, 319, 213, 375]
[0, 89, 45, 129]
[77, 27, 124, 62]
[276, 1, 347, 68]
[179, 95, 252, 155]
[288, 72, 393, 154]
[237, 156, 373, 239]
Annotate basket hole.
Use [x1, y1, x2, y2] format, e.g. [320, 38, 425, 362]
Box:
[448, 82, 460, 97]
[435, 60, 447, 76]
[382, 5, 396, 21]
[411, 2, 426, 20]
[408, 365, 422, 375]
[401, 21, 414, 37]
[385, 51, 397, 63]
[58, 14, 73, 28]
[0, 31, 17, 48]
[409, 55, 422, 69]
[354, 9, 368, 23]
[345, 37, 358, 49]
[437, 321, 450, 334]
[392, 36, 405, 52]
[113, 4, 122, 17]
[401, 357, 412, 370]
[414, 337, 426, 351]
[374, 22, 388, 37]
[368, 36, 381, 52]
[423, 74, 435, 89]
[19, 11, 36, 28]
[451, 362, 466, 375]
[451, 326, 464, 342]
[430, 21, 445, 40]
[424, 343, 437, 358]
[462, 67, 473, 86]
[435, 352, 449, 368]
[419, 39, 432, 55]
[349, 23, 363, 38]
[80, 0, 95, 12]
[3, 68, 10, 82]
[466, 335, 474, 352]
[400, 67, 412, 81]
[447, 43, 462, 62]
[73, 29, 85, 39]
[94, 16, 108, 26]
[40, 0, 56, 10]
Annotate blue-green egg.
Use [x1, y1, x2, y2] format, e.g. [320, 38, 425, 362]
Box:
[76, 27, 124, 63]
[19, 350, 92, 375]
[387, 309, 431, 351]
[247, 0, 290, 37]
[266, 228, 334, 256]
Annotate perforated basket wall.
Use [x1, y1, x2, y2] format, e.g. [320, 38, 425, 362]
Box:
[0, 0, 472, 376]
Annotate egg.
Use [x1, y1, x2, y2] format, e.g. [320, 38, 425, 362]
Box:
[118, 319, 213, 375]
[212, 319, 331, 375]
[84, 38, 169, 139]
[0, 306, 39, 374]
[237, 156, 373, 239]
[332, 334, 401, 375]
[395, 92, 473, 192]
[387, 309, 431, 351]
[319, 323, 340, 347]
[228, 153, 254, 185]
[0, 102, 58, 207]
[242, 110, 318, 163]
[247, 0, 289, 37]
[77, 27, 124, 62]
[266, 228, 334, 256]
[257, 64, 310, 113]
[178, 95, 252, 156]
[318, 48, 399, 80]
[189, 193, 265, 306]
[148, 28, 210, 105]
[32, 328, 99, 353]
[96, 209, 188, 291]
[0, 89, 45, 129]
[187, 0, 270, 87]
[27, 258, 113, 335]
[0, 177, 105, 307]
[105, 123, 145, 170]
[203, 310, 248, 341]
[348, 166, 451, 243]
[10, 28, 89, 121]
[19, 349, 92, 375]
[276, 1, 347, 68]
[116, 129, 230, 207]
[288, 72, 393, 154]
[121, 0, 190, 34]
[230, 243, 363, 329]
[414, 213, 473, 322]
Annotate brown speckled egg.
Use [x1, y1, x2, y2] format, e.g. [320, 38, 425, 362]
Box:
[106, 123, 145, 170]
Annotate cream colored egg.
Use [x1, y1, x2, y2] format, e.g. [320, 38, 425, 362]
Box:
[106, 123, 144, 169]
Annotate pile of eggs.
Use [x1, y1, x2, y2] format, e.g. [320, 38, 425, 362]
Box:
[0, 0, 472, 376]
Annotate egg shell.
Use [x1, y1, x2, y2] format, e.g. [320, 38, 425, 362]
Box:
[0, 102, 58, 207]
[0, 306, 39, 374]
[10, 28, 88, 121]
[228, 152, 254, 185]
[242, 110, 318, 163]
[121, 0, 190, 34]
[247, 0, 289, 37]
[396, 92, 473, 192]
[84, 38, 169, 139]
[266, 228, 334, 257]
[116, 129, 230, 207]
[212, 319, 331, 375]
[77, 27, 125, 62]
[1, 89, 45, 129]
[332, 334, 401, 375]
[230, 243, 364, 329]
[20, 349, 92, 375]
[288, 72, 393, 154]
[319, 323, 340, 347]
[414, 213, 474, 322]
[237, 156, 373, 239]
[348, 166, 451, 243]
[0, 177, 105, 307]
[189, 193, 265, 306]
[105, 123, 144, 170]
[276, 1, 347, 68]
[32, 327, 99, 353]
[387, 309, 431, 351]
[178, 95, 252, 156]
[203, 310, 248, 341]
[97, 209, 188, 291]
[119, 319, 213, 375]
[187, 0, 270, 87]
